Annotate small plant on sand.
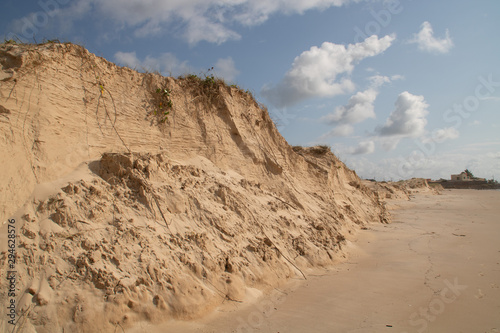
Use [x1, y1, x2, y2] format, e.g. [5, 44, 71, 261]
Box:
[41, 38, 62, 44]
[3, 39, 18, 45]
[151, 86, 173, 123]
[203, 68, 216, 85]
[178, 67, 225, 107]
[143, 74, 175, 124]
[144, 74, 174, 124]
[310, 145, 330, 155]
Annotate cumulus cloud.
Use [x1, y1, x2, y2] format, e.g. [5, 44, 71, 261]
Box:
[319, 73, 402, 137]
[408, 21, 454, 54]
[350, 141, 375, 155]
[377, 91, 429, 138]
[214, 57, 240, 82]
[262, 34, 395, 108]
[114, 51, 192, 76]
[322, 88, 377, 129]
[7, 0, 360, 45]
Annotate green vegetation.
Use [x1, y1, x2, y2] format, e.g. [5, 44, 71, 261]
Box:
[152, 87, 173, 123]
[3, 39, 19, 45]
[178, 68, 226, 107]
[142, 72, 175, 124]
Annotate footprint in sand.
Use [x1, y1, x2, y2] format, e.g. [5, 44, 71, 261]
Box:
[475, 289, 484, 299]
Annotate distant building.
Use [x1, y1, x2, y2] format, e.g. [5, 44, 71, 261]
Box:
[451, 172, 470, 181]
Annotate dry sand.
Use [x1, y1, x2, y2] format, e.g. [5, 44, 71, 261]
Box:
[129, 189, 500, 333]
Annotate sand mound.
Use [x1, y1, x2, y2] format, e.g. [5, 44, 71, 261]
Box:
[363, 178, 443, 201]
[1, 42, 388, 332]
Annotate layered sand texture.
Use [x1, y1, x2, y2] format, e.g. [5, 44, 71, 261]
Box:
[136, 189, 499, 332]
[1, 42, 389, 332]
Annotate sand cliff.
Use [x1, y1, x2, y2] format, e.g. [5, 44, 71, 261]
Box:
[1, 42, 391, 332]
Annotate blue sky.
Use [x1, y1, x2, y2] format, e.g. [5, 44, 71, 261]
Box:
[2, 0, 499, 180]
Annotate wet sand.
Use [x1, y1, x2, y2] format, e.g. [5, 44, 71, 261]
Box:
[129, 189, 500, 333]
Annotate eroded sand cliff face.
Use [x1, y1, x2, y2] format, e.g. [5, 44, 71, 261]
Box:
[1, 42, 389, 332]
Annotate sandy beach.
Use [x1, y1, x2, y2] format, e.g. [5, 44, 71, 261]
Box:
[129, 189, 500, 333]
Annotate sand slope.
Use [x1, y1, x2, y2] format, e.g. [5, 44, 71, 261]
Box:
[142, 189, 499, 333]
[0, 42, 394, 332]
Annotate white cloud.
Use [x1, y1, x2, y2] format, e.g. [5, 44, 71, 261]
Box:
[262, 34, 395, 108]
[114, 51, 191, 76]
[368, 75, 390, 88]
[350, 140, 375, 155]
[8, 0, 360, 45]
[379, 137, 400, 151]
[319, 124, 355, 139]
[368, 74, 404, 88]
[229, 0, 356, 26]
[322, 88, 377, 125]
[390, 74, 405, 81]
[377, 91, 429, 138]
[114, 51, 142, 69]
[422, 127, 459, 143]
[408, 21, 454, 54]
[214, 57, 240, 82]
[183, 16, 241, 44]
[319, 73, 402, 138]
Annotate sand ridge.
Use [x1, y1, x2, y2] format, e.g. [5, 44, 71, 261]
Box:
[141, 189, 499, 333]
[0, 42, 398, 332]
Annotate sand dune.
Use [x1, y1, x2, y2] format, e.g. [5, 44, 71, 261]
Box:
[132, 189, 500, 332]
[1, 42, 388, 332]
